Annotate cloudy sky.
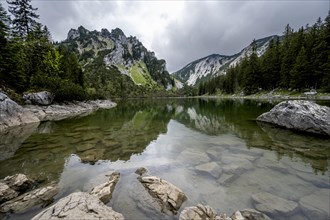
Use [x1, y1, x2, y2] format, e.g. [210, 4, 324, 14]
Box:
[2, 0, 329, 72]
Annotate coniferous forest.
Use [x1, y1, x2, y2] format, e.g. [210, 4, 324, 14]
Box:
[198, 12, 330, 95]
[0, 0, 88, 102]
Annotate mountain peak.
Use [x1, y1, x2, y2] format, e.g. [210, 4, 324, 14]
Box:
[173, 35, 278, 86]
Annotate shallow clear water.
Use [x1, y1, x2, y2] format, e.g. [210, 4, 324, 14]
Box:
[0, 98, 329, 220]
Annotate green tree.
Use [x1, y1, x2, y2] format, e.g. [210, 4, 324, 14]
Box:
[0, 3, 11, 83]
[290, 46, 309, 90]
[7, 0, 40, 39]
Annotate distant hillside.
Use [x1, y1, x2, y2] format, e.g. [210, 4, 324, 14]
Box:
[172, 35, 278, 86]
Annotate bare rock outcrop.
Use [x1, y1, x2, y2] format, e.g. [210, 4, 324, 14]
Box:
[0, 174, 36, 204]
[90, 171, 120, 204]
[23, 91, 55, 106]
[0, 92, 39, 132]
[0, 182, 58, 214]
[257, 100, 330, 136]
[136, 167, 187, 214]
[31, 192, 124, 220]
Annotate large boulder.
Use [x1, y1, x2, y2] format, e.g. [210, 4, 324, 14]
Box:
[31, 192, 124, 220]
[90, 172, 120, 204]
[23, 91, 54, 106]
[257, 100, 330, 136]
[0, 182, 58, 214]
[0, 92, 40, 132]
[136, 168, 187, 214]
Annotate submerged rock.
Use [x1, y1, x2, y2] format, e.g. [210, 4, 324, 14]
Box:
[136, 168, 187, 214]
[179, 204, 226, 220]
[257, 100, 330, 136]
[31, 192, 124, 220]
[0, 182, 58, 214]
[90, 172, 120, 204]
[195, 162, 222, 178]
[23, 91, 54, 106]
[299, 189, 330, 220]
[179, 205, 271, 220]
[0, 92, 40, 132]
[251, 192, 298, 217]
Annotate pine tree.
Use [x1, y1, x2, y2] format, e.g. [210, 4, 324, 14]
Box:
[7, 0, 40, 39]
[0, 3, 11, 83]
[290, 46, 309, 90]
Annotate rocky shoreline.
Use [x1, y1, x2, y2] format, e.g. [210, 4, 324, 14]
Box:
[0, 171, 272, 220]
[0, 92, 117, 132]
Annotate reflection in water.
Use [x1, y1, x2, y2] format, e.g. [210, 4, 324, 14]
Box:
[0, 98, 329, 220]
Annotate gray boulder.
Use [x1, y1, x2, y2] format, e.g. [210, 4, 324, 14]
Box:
[23, 91, 54, 106]
[90, 172, 120, 204]
[0, 182, 58, 214]
[136, 168, 187, 214]
[0, 92, 40, 132]
[0, 183, 18, 204]
[31, 192, 124, 220]
[257, 100, 330, 136]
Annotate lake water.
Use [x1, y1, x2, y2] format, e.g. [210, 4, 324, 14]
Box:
[0, 98, 329, 220]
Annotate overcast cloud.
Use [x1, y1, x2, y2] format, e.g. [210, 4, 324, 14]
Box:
[2, 0, 328, 72]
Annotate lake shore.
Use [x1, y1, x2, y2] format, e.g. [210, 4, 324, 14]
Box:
[0, 92, 117, 132]
[196, 91, 330, 101]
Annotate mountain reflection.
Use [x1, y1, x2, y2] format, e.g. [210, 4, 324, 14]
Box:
[1, 98, 329, 184]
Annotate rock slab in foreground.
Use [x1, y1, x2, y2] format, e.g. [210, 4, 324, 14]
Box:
[90, 171, 120, 204]
[31, 192, 124, 220]
[179, 204, 272, 220]
[257, 100, 330, 136]
[136, 168, 187, 214]
[0, 174, 36, 204]
[0, 182, 58, 213]
[0, 92, 40, 132]
[23, 91, 54, 106]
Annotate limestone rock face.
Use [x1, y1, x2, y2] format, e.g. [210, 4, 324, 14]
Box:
[31, 192, 124, 220]
[251, 192, 298, 217]
[23, 91, 55, 106]
[90, 172, 120, 204]
[0, 92, 40, 132]
[257, 100, 330, 136]
[0, 183, 58, 214]
[136, 168, 187, 214]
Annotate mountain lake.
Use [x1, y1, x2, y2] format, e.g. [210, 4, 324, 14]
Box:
[0, 98, 329, 220]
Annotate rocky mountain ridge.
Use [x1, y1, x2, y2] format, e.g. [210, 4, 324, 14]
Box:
[61, 26, 176, 90]
[173, 35, 278, 86]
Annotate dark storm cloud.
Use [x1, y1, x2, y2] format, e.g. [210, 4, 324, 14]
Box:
[3, 0, 327, 72]
[152, 1, 329, 72]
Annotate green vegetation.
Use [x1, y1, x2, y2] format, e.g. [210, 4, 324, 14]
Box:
[199, 12, 330, 95]
[0, 1, 86, 102]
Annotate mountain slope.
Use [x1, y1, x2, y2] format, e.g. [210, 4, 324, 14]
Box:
[173, 35, 278, 86]
[60, 26, 175, 94]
